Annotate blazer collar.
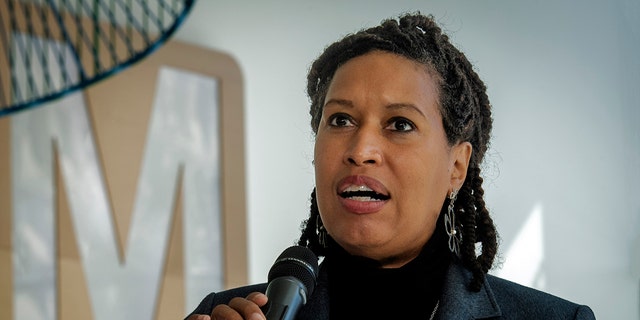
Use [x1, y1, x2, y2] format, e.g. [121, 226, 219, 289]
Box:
[298, 261, 501, 320]
[437, 263, 502, 319]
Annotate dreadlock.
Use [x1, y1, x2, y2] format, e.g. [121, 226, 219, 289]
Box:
[297, 13, 497, 291]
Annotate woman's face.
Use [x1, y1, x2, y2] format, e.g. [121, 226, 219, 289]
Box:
[314, 51, 471, 268]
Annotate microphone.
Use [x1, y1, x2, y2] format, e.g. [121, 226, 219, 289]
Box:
[263, 246, 319, 320]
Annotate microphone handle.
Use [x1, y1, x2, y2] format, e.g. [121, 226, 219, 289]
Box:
[264, 276, 308, 320]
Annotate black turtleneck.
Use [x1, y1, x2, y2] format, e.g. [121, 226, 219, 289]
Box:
[325, 222, 451, 319]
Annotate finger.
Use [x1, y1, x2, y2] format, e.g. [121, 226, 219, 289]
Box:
[228, 296, 266, 320]
[211, 300, 265, 320]
[246, 292, 268, 307]
[186, 314, 211, 320]
[211, 304, 243, 320]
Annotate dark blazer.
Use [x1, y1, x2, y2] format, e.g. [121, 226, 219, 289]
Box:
[187, 262, 595, 319]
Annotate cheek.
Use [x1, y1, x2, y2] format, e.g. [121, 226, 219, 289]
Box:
[314, 135, 342, 174]
[400, 179, 445, 236]
[397, 153, 451, 206]
[313, 140, 335, 197]
[313, 141, 326, 178]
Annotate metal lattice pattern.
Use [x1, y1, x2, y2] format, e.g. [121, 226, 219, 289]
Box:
[0, 0, 195, 117]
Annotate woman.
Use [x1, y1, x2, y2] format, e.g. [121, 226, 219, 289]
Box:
[187, 13, 595, 320]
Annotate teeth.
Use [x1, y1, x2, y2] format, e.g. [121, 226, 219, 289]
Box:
[343, 185, 374, 192]
[340, 184, 388, 202]
[349, 196, 382, 202]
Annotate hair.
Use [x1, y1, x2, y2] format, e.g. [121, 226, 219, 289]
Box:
[297, 13, 497, 291]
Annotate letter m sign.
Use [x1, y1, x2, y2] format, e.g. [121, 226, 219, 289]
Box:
[0, 41, 247, 320]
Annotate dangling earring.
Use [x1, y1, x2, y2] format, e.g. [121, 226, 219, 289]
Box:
[445, 189, 461, 256]
[316, 215, 328, 248]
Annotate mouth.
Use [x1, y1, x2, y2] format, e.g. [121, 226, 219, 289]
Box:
[339, 185, 390, 201]
[337, 176, 390, 202]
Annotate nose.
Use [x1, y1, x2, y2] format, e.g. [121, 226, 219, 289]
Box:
[344, 126, 383, 166]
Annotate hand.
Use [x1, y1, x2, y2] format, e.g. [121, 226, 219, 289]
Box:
[187, 292, 268, 320]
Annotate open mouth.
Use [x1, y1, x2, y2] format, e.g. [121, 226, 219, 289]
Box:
[339, 185, 390, 201]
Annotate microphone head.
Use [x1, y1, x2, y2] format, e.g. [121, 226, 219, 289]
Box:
[268, 246, 319, 296]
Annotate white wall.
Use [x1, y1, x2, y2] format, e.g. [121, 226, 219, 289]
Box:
[174, 1, 640, 319]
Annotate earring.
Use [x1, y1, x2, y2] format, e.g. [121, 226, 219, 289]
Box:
[445, 189, 461, 256]
[316, 215, 328, 248]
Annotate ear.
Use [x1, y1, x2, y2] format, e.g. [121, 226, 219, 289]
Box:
[449, 141, 472, 191]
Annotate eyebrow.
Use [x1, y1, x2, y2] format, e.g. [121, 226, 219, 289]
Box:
[323, 98, 353, 108]
[324, 98, 427, 119]
[386, 103, 427, 119]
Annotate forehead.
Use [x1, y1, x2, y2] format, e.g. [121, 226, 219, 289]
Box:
[325, 51, 440, 112]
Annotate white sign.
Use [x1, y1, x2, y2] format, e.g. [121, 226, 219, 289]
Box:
[12, 64, 224, 320]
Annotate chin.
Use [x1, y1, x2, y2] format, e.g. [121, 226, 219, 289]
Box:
[337, 235, 389, 257]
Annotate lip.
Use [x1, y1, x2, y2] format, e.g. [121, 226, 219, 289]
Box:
[337, 175, 390, 214]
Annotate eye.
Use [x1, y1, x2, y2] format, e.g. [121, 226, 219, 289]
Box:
[328, 113, 355, 127]
[386, 117, 415, 132]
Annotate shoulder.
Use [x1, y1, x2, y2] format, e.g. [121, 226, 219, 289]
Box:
[439, 263, 595, 319]
[485, 274, 595, 319]
[186, 283, 268, 318]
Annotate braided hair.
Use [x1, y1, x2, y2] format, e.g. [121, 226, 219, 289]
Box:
[297, 13, 497, 291]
